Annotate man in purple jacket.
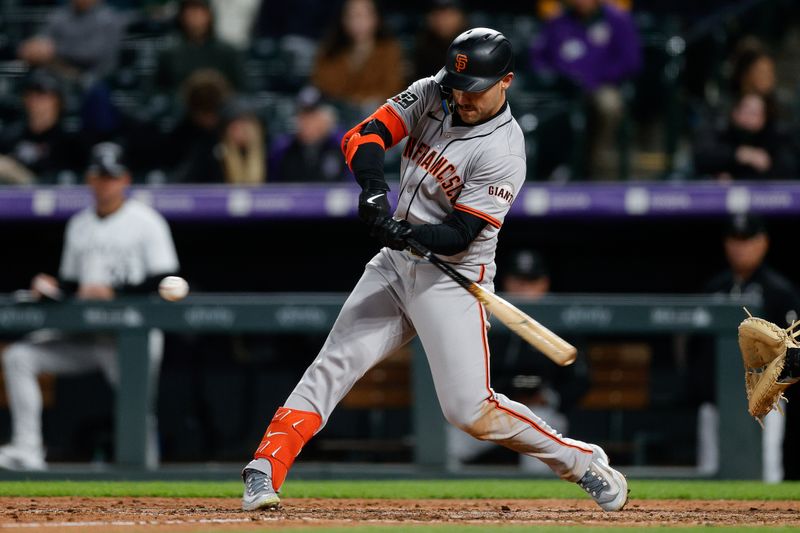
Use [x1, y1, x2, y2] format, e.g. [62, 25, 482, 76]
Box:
[531, 0, 641, 179]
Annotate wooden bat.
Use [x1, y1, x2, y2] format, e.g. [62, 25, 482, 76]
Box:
[406, 239, 577, 366]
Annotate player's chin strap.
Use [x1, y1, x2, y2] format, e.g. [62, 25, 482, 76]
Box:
[439, 86, 453, 116]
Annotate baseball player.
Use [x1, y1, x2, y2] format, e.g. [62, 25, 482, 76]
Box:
[0, 142, 179, 471]
[242, 28, 627, 511]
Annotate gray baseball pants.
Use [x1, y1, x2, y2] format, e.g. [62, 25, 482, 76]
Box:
[285, 248, 594, 481]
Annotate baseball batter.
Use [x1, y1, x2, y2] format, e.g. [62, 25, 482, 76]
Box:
[242, 28, 628, 512]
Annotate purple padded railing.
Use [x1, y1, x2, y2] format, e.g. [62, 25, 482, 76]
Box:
[0, 182, 798, 220]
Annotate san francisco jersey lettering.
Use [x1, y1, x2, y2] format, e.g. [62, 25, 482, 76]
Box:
[386, 77, 526, 271]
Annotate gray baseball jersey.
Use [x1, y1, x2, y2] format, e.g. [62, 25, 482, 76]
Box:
[390, 77, 526, 274]
[252, 78, 596, 486]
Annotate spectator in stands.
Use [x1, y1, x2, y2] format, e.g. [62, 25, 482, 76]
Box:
[311, 0, 407, 111]
[693, 93, 796, 180]
[17, 0, 126, 85]
[0, 142, 178, 471]
[530, 0, 642, 179]
[447, 250, 589, 471]
[531, 0, 642, 87]
[412, 0, 468, 81]
[210, 0, 262, 50]
[155, 0, 246, 93]
[0, 69, 81, 185]
[269, 86, 349, 183]
[691, 214, 800, 481]
[536, 0, 632, 20]
[730, 38, 778, 117]
[17, 0, 127, 145]
[162, 69, 232, 183]
[218, 97, 267, 184]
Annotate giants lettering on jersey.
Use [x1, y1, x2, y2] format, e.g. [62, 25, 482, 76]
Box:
[488, 182, 516, 207]
[403, 135, 462, 200]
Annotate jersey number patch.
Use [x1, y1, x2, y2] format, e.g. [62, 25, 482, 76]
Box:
[391, 91, 419, 109]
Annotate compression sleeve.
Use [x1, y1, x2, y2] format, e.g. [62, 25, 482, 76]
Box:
[57, 279, 78, 297]
[59, 274, 175, 297]
[409, 209, 487, 256]
[349, 142, 386, 189]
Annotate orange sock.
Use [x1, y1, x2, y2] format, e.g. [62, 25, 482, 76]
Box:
[253, 406, 322, 490]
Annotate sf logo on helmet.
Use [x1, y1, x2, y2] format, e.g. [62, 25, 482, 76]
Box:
[455, 54, 468, 72]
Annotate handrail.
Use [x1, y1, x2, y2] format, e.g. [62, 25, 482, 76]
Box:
[2, 182, 799, 220]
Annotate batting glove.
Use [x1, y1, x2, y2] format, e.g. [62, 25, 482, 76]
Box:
[374, 217, 412, 250]
[358, 180, 391, 226]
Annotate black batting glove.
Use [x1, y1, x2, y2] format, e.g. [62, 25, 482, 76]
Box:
[358, 180, 391, 226]
[373, 216, 413, 250]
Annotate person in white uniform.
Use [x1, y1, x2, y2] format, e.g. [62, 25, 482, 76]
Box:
[241, 28, 628, 512]
[0, 142, 179, 470]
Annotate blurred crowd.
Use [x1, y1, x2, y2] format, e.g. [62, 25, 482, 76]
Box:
[0, 0, 799, 184]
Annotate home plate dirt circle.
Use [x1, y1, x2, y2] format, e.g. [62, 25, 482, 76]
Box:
[0, 497, 798, 531]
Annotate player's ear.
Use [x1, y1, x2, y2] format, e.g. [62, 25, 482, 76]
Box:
[500, 73, 514, 90]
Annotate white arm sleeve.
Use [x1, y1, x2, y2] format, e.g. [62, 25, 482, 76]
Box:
[143, 215, 179, 276]
[58, 217, 80, 282]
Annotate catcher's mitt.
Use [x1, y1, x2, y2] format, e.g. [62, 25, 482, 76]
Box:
[738, 315, 800, 423]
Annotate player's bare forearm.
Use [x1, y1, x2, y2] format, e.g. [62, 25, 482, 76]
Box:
[77, 284, 115, 300]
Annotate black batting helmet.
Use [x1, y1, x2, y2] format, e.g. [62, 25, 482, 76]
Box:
[435, 27, 514, 92]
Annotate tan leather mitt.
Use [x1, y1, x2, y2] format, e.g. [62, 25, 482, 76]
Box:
[738, 316, 799, 423]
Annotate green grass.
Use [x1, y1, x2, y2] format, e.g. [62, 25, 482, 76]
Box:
[0, 479, 797, 500]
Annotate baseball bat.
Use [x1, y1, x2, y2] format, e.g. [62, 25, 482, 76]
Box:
[406, 238, 577, 366]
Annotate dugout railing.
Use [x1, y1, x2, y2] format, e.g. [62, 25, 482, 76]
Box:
[0, 293, 759, 479]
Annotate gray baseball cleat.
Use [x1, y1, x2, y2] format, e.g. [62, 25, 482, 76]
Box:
[577, 444, 629, 511]
[241, 468, 280, 511]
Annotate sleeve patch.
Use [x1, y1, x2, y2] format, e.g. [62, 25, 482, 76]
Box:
[487, 182, 516, 207]
[391, 91, 419, 110]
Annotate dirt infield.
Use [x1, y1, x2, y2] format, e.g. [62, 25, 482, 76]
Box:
[1, 497, 799, 531]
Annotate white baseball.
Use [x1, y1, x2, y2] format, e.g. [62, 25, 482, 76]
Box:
[158, 276, 189, 301]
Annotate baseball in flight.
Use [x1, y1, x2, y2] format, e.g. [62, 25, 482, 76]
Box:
[158, 276, 189, 301]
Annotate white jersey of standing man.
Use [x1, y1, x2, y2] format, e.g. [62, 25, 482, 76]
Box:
[0, 142, 179, 471]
